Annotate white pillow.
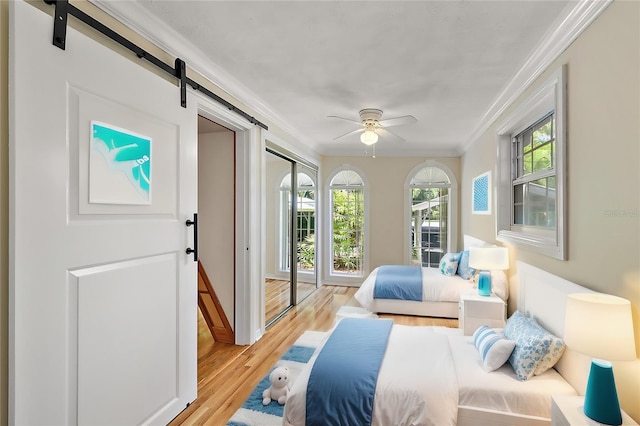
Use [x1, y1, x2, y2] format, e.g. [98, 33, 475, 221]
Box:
[473, 325, 516, 372]
[491, 270, 509, 301]
[439, 252, 461, 276]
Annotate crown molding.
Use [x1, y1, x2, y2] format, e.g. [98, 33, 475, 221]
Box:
[460, 0, 613, 153]
[90, 0, 610, 159]
[90, 0, 317, 151]
[321, 146, 461, 158]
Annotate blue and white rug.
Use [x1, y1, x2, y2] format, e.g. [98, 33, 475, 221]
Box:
[227, 330, 327, 426]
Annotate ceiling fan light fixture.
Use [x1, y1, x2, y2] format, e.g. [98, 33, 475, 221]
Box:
[360, 129, 378, 145]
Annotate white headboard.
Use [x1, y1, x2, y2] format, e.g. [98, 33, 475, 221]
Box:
[517, 261, 640, 420]
[516, 261, 595, 394]
[463, 234, 492, 250]
[516, 261, 595, 338]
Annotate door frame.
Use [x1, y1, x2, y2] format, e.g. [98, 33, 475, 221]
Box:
[196, 95, 261, 345]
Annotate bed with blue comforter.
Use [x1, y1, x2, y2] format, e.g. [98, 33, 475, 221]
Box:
[282, 317, 577, 426]
[354, 266, 478, 318]
[284, 318, 459, 426]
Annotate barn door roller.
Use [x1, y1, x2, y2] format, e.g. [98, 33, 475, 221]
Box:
[42, 0, 268, 129]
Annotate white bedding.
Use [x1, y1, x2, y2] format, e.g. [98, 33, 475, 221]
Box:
[438, 327, 577, 418]
[354, 267, 475, 314]
[284, 325, 459, 426]
[283, 324, 577, 426]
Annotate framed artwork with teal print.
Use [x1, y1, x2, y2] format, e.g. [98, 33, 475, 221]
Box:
[472, 171, 491, 215]
[90, 121, 152, 205]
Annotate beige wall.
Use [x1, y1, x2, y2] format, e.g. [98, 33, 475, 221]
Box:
[321, 156, 461, 278]
[461, 1, 640, 420]
[0, 1, 8, 424]
[198, 131, 236, 328]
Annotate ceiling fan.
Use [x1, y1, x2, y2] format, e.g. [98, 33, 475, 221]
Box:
[328, 108, 417, 145]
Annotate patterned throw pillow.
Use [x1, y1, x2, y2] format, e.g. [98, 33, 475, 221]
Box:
[439, 252, 462, 276]
[503, 311, 552, 381]
[456, 250, 477, 280]
[530, 318, 566, 375]
[473, 326, 516, 372]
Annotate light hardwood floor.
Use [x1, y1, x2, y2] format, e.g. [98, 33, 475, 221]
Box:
[264, 279, 317, 325]
[170, 285, 458, 425]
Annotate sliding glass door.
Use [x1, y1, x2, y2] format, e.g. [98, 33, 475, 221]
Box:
[265, 147, 318, 327]
[265, 150, 293, 325]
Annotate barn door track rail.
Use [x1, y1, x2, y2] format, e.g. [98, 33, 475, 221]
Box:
[43, 0, 268, 130]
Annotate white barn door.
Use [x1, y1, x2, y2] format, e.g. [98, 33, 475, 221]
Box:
[9, 2, 197, 424]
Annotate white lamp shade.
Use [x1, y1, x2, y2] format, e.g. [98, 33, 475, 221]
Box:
[468, 246, 509, 270]
[564, 293, 636, 361]
[360, 130, 378, 145]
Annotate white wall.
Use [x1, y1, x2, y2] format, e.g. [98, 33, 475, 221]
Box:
[460, 1, 639, 420]
[198, 130, 235, 329]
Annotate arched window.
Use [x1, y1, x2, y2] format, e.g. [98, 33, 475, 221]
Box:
[408, 164, 455, 267]
[329, 169, 365, 276]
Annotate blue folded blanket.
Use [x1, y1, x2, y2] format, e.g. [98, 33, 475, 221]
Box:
[305, 318, 393, 426]
[373, 265, 423, 301]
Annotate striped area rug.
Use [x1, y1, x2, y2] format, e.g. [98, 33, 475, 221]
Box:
[227, 330, 327, 426]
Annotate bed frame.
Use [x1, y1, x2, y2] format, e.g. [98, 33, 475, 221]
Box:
[457, 260, 594, 426]
[366, 235, 491, 318]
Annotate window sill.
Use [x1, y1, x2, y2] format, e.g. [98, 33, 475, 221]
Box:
[497, 229, 565, 260]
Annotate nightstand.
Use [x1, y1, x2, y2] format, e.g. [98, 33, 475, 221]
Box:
[551, 395, 638, 426]
[458, 290, 506, 336]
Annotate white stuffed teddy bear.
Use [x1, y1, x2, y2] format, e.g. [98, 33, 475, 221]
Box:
[262, 366, 290, 405]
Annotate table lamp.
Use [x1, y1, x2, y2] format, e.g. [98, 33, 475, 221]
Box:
[468, 246, 509, 296]
[564, 293, 637, 425]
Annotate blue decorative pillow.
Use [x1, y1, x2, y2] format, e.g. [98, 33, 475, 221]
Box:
[473, 326, 516, 372]
[456, 250, 477, 280]
[439, 252, 462, 276]
[530, 318, 566, 375]
[503, 311, 552, 381]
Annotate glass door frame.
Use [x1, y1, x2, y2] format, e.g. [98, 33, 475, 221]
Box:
[265, 145, 318, 327]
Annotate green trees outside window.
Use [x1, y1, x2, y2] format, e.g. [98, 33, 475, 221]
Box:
[330, 170, 365, 275]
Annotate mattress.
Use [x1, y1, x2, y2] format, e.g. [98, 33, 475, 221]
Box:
[284, 323, 578, 425]
[355, 266, 475, 315]
[437, 327, 578, 418]
[285, 324, 459, 426]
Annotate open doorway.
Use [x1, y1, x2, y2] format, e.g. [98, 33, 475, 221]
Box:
[196, 115, 236, 355]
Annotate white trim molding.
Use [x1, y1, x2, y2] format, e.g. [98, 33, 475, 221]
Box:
[194, 90, 262, 345]
[461, 0, 612, 154]
[91, 0, 321, 155]
[403, 161, 459, 264]
[495, 66, 567, 260]
[324, 165, 370, 286]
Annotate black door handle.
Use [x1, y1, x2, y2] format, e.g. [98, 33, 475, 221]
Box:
[186, 213, 198, 262]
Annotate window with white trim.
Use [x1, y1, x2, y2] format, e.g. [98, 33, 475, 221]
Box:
[513, 113, 556, 227]
[330, 170, 365, 276]
[496, 66, 566, 259]
[409, 166, 451, 267]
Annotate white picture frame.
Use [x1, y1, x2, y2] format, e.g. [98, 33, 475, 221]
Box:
[472, 171, 491, 215]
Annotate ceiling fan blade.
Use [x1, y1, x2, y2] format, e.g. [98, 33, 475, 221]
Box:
[378, 115, 417, 128]
[333, 127, 364, 141]
[377, 127, 406, 143]
[327, 115, 362, 125]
